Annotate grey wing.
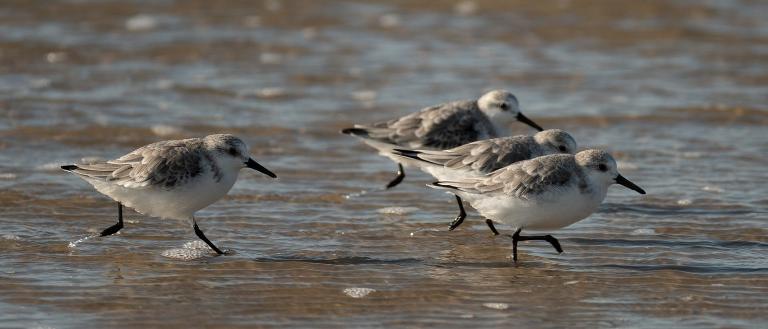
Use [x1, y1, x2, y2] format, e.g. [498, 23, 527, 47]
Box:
[440, 136, 539, 173]
[68, 139, 204, 189]
[355, 101, 485, 149]
[445, 154, 577, 199]
[416, 101, 491, 149]
[64, 161, 131, 182]
[403, 140, 498, 171]
[349, 104, 442, 145]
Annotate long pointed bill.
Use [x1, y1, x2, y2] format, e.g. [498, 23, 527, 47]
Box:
[516, 113, 544, 132]
[245, 158, 277, 178]
[615, 174, 645, 194]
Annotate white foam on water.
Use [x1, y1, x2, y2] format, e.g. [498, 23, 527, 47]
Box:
[254, 87, 287, 98]
[630, 228, 656, 235]
[183, 240, 212, 250]
[2, 234, 21, 241]
[344, 190, 369, 199]
[482, 302, 509, 310]
[677, 199, 692, 206]
[343, 287, 376, 298]
[125, 14, 157, 31]
[161, 240, 219, 260]
[702, 185, 724, 193]
[408, 227, 443, 237]
[68, 235, 94, 249]
[161, 248, 209, 261]
[45, 52, 66, 63]
[376, 207, 420, 215]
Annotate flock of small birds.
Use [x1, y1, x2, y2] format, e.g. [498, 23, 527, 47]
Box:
[62, 89, 645, 262]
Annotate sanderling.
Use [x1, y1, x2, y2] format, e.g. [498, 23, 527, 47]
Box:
[429, 149, 645, 262]
[392, 129, 577, 234]
[341, 90, 543, 189]
[61, 134, 277, 255]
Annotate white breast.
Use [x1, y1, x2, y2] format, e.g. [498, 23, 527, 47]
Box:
[85, 169, 239, 220]
[461, 185, 607, 231]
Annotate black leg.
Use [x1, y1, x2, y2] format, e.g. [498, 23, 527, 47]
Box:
[512, 228, 521, 262]
[542, 235, 563, 254]
[485, 219, 500, 235]
[449, 197, 500, 235]
[193, 219, 224, 255]
[448, 195, 466, 231]
[385, 163, 405, 189]
[100, 202, 124, 237]
[510, 227, 563, 262]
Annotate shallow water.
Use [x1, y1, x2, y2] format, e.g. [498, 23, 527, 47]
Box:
[1, 0, 767, 328]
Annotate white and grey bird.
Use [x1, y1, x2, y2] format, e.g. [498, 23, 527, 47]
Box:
[392, 129, 577, 233]
[341, 89, 543, 189]
[61, 134, 277, 255]
[429, 149, 645, 262]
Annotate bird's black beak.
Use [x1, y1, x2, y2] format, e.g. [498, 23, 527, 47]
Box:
[245, 158, 277, 178]
[516, 113, 544, 132]
[615, 174, 645, 194]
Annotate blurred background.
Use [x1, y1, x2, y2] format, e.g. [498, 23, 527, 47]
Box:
[1, 0, 766, 328]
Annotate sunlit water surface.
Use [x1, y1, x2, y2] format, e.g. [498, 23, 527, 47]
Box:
[1, 0, 767, 328]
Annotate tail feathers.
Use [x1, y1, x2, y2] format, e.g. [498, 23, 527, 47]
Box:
[60, 163, 123, 181]
[392, 148, 422, 158]
[427, 181, 460, 190]
[342, 125, 400, 146]
[341, 127, 369, 137]
[428, 180, 483, 194]
[392, 148, 442, 166]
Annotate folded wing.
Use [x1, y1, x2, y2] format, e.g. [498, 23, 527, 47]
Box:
[429, 154, 577, 199]
[62, 138, 205, 190]
[344, 100, 493, 149]
[395, 136, 538, 174]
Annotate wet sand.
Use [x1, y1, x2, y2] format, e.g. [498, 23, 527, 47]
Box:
[1, 0, 767, 328]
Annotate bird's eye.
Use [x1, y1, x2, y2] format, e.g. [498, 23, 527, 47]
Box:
[558, 145, 567, 152]
[228, 147, 239, 156]
[598, 163, 608, 172]
[499, 103, 509, 111]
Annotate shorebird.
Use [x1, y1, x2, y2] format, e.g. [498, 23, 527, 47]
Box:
[342, 90, 543, 189]
[392, 129, 577, 233]
[61, 134, 277, 255]
[429, 149, 645, 261]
